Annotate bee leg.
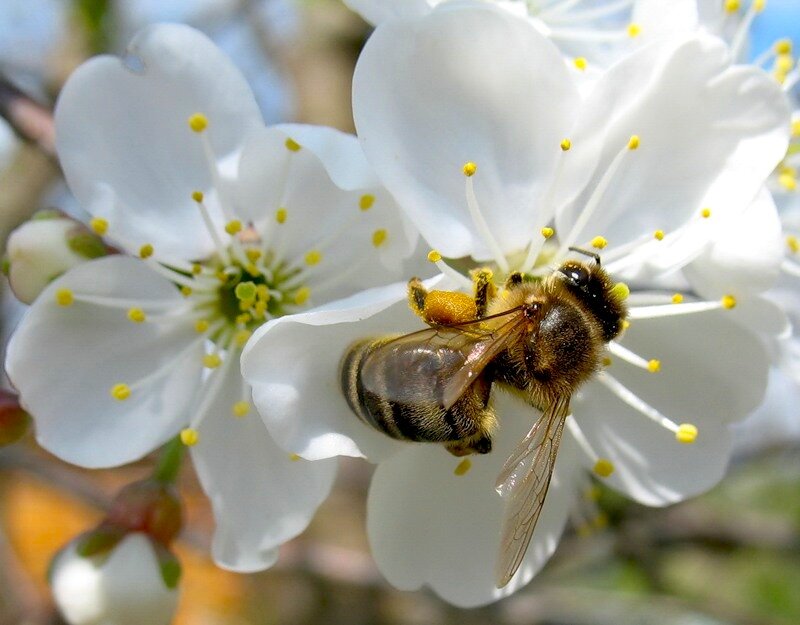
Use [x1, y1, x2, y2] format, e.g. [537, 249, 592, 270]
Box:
[504, 272, 525, 289]
[446, 433, 493, 456]
[471, 268, 496, 319]
[407, 277, 428, 320]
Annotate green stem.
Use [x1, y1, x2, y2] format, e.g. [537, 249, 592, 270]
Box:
[153, 436, 184, 484]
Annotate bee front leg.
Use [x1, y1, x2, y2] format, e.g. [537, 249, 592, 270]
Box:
[471, 268, 496, 319]
[407, 277, 428, 321]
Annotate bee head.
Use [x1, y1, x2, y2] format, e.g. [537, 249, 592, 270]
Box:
[557, 260, 626, 342]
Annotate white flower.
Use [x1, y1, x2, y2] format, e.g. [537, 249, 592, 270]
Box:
[6, 24, 413, 572]
[51, 533, 178, 625]
[243, 2, 788, 605]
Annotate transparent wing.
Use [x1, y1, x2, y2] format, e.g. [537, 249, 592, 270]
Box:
[360, 307, 526, 410]
[494, 396, 570, 589]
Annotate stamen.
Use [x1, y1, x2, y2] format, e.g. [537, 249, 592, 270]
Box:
[276, 208, 288, 224]
[626, 23, 641, 38]
[628, 300, 726, 319]
[593, 458, 615, 478]
[591, 235, 608, 249]
[701, 207, 712, 218]
[653, 229, 665, 241]
[730, 0, 766, 61]
[427, 250, 473, 289]
[359, 194, 375, 211]
[90, 218, 108, 235]
[203, 353, 222, 369]
[232, 401, 250, 418]
[225, 220, 242, 235]
[560, 139, 572, 151]
[139, 244, 154, 259]
[127, 308, 146, 323]
[55, 288, 74, 307]
[541, 227, 555, 239]
[191, 191, 231, 265]
[597, 371, 686, 435]
[462, 162, 510, 273]
[285, 137, 302, 152]
[672, 293, 684, 304]
[187, 113, 208, 133]
[304, 250, 322, 266]
[372, 229, 388, 247]
[787, 235, 799, 253]
[180, 428, 199, 446]
[573, 58, 587, 72]
[566, 418, 611, 475]
[110, 383, 131, 401]
[607, 341, 659, 372]
[454, 458, 472, 476]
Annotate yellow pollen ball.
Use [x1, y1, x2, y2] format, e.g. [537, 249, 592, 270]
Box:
[127, 308, 146, 323]
[610, 282, 629, 301]
[359, 194, 375, 211]
[573, 57, 587, 71]
[591, 236, 608, 249]
[203, 354, 222, 368]
[110, 383, 131, 401]
[627, 135, 640, 150]
[622, 320, 631, 330]
[776, 54, 794, 73]
[724, 0, 740, 12]
[289, 453, 302, 462]
[654, 230, 665, 241]
[776, 39, 792, 55]
[791, 119, 800, 137]
[275, 208, 287, 224]
[188, 113, 208, 133]
[721, 294, 737, 309]
[427, 250, 442, 263]
[225, 220, 242, 235]
[701, 207, 712, 218]
[246, 249, 262, 263]
[672, 293, 684, 304]
[235, 330, 252, 347]
[593, 458, 614, 478]
[779, 173, 797, 191]
[601, 356, 612, 367]
[372, 229, 388, 247]
[754, 0, 765, 11]
[191, 264, 203, 275]
[424, 290, 478, 325]
[462, 161, 477, 177]
[294, 287, 311, 306]
[181, 286, 192, 297]
[560, 138, 572, 151]
[676, 423, 698, 444]
[90, 218, 108, 235]
[647, 359, 661, 373]
[454, 458, 472, 476]
[139, 244, 154, 258]
[180, 428, 199, 446]
[304, 250, 322, 266]
[585, 485, 602, 501]
[541, 227, 555, 239]
[192, 191, 204, 203]
[232, 401, 250, 417]
[55, 288, 74, 307]
[195, 319, 210, 333]
[627, 23, 641, 37]
[787, 235, 800, 253]
[285, 137, 302, 152]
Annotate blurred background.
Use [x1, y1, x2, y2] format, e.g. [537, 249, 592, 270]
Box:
[0, 1, 798, 624]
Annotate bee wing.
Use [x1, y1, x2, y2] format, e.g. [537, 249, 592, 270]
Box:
[494, 395, 570, 589]
[360, 307, 526, 410]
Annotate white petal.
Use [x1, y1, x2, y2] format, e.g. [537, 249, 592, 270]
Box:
[572, 308, 769, 506]
[6, 256, 204, 468]
[190, 357, 337, 572]
[55, 23, 262, 261]
[554, 34, 790, 256]
[633, 0, 698, 41]
[343, 0, 433, 25]
[241, 277, 448, 462]
[353, 1, 579, 259]
[367, 393, 582, 607]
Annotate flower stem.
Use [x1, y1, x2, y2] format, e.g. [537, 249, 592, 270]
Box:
[153, 436, 184, 484]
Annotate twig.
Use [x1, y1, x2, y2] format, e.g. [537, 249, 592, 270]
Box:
[0, 77, 56, 156]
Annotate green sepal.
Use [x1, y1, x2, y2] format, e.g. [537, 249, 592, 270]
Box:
[67, 231, 107, 259]
[0, 255, 9, 276]
[76, 526, 124, 558]
[154, 543, 182, 589]
[31, 209, 62, 221]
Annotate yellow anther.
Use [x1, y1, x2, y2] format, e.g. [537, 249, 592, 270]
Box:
[424, 290, 478, 325]
[647, 359, 661, 373]
[560, 138, 572, 151]
[372, 229, 388, 247]
[192, 191, 204, 203]
[244, 263, 260, 277]
[195, 319, 210, 333]
[188, 113, 208, 133]
[181, 286, 192, 297]
[791, 119, 800, 137]
[253, 301, 267, 318]
[239, 299, 254, 311]
[55, 288, 74, 307]
[701, 207, 712, 218]
[275, 208, 287, 224]
[675, 423, 698, 444]
[601, 356, 612, 367]
[622, 320, 631, 330]
[192, 264, 202, 275]
[203, 353, 222, 369]
[671, 293, 684, 304]
[359, 194, 375, 211]
[236, 313, 252, 325]
[180, 428, 199, 446]
[585, 485, 602, 501]
[256, 284, 270, 301]
[232, 401, 250, 418]
[721, 294, 737, 309]
[225, 220, 242, 235]
[285, 137, 302, 152]
[454, 458, 472, 476]
[427, 250, 442, 263]
[593, 458, 615, 478]
[653, 229, 665, 241]
[541, 227, 555, 239]
[289, 453, 302, 462]
[245, 249, 262, 263]
[779, 173, 797, 191]
[775, 39, 792, 55]
[89, 217, 108, 235]
[216, 270, 229, 283]
[305, 250, 322, 266]
[127, 308, 146, 323]
[462, 161, 477, 177]
[724, 0, 740, 12]
[294, 286, 311, 306]
[787, 235, 799, 253]
[610, 282, 629, 301]
[627, 23, 641, 37]
[591, 235, 608, 249]
[234, 329, 252, 347]
[573, 57, 587, 71]
[627, 135, 640, 150]
[139, 244, 154, 259]
[776, 55, 794, 75]
[754, 0, 765, 11]
[110, 383, 131, 401]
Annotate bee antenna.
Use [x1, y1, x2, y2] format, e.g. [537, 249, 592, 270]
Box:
[568, 246, 601, 266]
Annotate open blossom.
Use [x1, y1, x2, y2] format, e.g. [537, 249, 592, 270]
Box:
[243, 1, 789, 605]
[5, 24, 414, 572]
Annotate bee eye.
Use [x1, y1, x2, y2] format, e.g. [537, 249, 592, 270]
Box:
[561, 264, 590, 288]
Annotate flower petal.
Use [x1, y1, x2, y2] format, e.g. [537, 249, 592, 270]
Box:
[6, 256, 204, 468]
[190, 357, 337, 572]
[353, 1, 579, 259]
[343, 0, 433, 25]
[367, 393, 582, 607]
[55, 23, 262, 261]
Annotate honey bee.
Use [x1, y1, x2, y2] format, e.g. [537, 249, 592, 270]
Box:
[340, 249, 628, 588]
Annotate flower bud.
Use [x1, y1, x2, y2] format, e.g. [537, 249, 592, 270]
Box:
[5, 211, 108, 304]
[50, 532, 179, 625]
[0, 389, 30, 446]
